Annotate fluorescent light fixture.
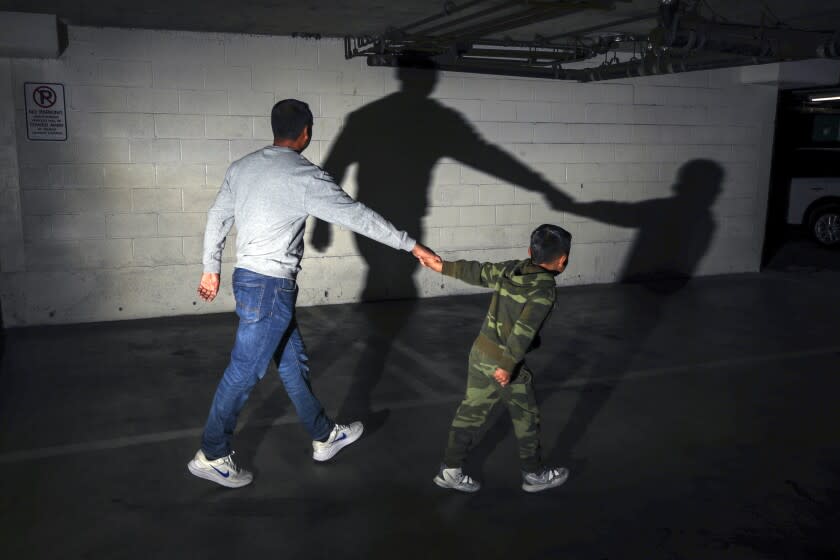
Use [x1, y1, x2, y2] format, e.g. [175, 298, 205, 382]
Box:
[811, 95, 840, 102]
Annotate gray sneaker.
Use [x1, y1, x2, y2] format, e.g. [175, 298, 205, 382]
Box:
[187, 450, 254, 488]
[522, 466, 569, 493]
[433, 465, 481, 493]
[312, 421, 364, 462]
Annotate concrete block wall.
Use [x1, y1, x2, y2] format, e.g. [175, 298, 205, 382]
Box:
[1, 26, 777, 326]
[0, 58, 26, 327]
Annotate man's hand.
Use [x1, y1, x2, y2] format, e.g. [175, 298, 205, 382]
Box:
[198, 272, 220, 302]
[419, 254, 443, 273]
[412, 242, 441, 266]
[493, 368, 511, 387]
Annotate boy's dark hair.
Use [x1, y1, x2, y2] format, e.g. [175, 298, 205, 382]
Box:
[271, 99, 313, 141]
[530, 224, 572, 264]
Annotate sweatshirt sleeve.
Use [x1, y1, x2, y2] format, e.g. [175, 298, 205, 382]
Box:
[497, 289, 555, 372]
[202, 168, 235, 274]
[441, 260, 507, 287]
[304, 170, 416, 252]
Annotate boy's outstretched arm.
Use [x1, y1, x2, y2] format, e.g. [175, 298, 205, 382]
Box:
[420, 259, 508, 287]
[419, 254, 444, 273]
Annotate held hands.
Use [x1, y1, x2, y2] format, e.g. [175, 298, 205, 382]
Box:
[493, 368, 511, 387]
[197, 272, 220, 302]
[412, 242, 443, 273]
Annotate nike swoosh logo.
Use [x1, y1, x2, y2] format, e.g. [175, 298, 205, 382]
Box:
[212, 466, 230, 478]
[334, 433, 347, 443]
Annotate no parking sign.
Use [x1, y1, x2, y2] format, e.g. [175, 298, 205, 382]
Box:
[24, 82, 67, 141]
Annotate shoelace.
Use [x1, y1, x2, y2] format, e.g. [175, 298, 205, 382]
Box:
[529, 467, 560, 482]
[457, 472, 476, 485]
[222, 452, 241, 473]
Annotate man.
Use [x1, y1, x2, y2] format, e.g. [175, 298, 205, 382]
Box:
[187, 99, 439, 488]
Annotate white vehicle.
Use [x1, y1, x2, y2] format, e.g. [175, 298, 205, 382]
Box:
[787, 177, 840, 246]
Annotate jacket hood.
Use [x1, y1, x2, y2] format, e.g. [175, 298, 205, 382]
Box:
[503, 259, 558, 289]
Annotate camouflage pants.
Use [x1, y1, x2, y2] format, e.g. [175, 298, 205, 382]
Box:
[442, 347, 542, 472]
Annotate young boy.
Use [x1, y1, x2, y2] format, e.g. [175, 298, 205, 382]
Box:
[419, 224, 572, 493]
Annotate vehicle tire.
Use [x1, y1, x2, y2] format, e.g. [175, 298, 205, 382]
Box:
[808, 203, 840, 247]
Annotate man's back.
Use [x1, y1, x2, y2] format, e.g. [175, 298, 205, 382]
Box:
[203, 145, 416, 282]
[211, 146, 319, 280]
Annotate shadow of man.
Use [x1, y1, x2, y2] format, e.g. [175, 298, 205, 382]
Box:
[311, 57, 564, 430]
[547, 158, 724, 468]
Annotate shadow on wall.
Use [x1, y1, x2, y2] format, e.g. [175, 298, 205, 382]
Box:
[311, 57, 565, 299]
[569, 158, 724, 289]
[547, 158, 724, 469]
[309, 58, 567, 427]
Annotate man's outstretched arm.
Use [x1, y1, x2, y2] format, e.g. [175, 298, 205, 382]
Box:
[304, 170, 438, 263]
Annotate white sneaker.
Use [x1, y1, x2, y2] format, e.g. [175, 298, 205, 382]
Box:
[312, 421, 364, 462]
[433, 466, 481, 493]
[187, 450, 253, 488]
[521, 466, 569, 493]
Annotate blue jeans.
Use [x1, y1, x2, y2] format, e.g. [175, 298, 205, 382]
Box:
[201, 268, 334, 460]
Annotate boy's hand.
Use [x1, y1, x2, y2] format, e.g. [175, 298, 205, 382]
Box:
[411, 242, 439, 262]
[197, 272, 220, 302]
[493, 368, 511, 387]
[419, 255, 443, 273]
[412, 243, 442, 272]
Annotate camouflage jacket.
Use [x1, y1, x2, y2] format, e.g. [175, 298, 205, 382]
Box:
[441, 258, 557, 372]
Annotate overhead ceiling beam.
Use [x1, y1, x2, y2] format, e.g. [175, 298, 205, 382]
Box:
[348, 0, 840, 82]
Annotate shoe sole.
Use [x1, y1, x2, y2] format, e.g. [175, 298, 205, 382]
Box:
[312, 425, 364, 462]
[187, 461, 253, 488]
[433, 475, 480, 493]
[521, 471, 569, 493]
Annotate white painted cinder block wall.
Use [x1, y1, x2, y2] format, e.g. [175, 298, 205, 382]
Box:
[0, 26, 777, 327]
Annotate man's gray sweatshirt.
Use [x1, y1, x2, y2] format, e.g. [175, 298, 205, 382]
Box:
[203, 146, 416, 279]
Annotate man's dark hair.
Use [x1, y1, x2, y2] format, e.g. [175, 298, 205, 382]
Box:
[271, 99, 313, 141]
[530, 224, 572, 264]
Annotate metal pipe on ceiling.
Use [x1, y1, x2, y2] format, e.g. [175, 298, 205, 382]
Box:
[660, 25, 840, 60]
[350, 0, 839, 82]
[573, 53, 776, 82]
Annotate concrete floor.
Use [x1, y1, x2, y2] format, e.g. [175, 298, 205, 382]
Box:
[1, 267, 839, 559]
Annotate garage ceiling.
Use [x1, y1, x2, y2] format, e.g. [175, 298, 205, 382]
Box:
[2, 0, 839, 81]
[0, 0, 836, 39]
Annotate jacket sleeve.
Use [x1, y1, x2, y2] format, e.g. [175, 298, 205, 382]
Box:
[497, 289, 555, 372]
[441, 260, 508, 287]
[202, 168, 235, 274]
[304, 170, 416, 252]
